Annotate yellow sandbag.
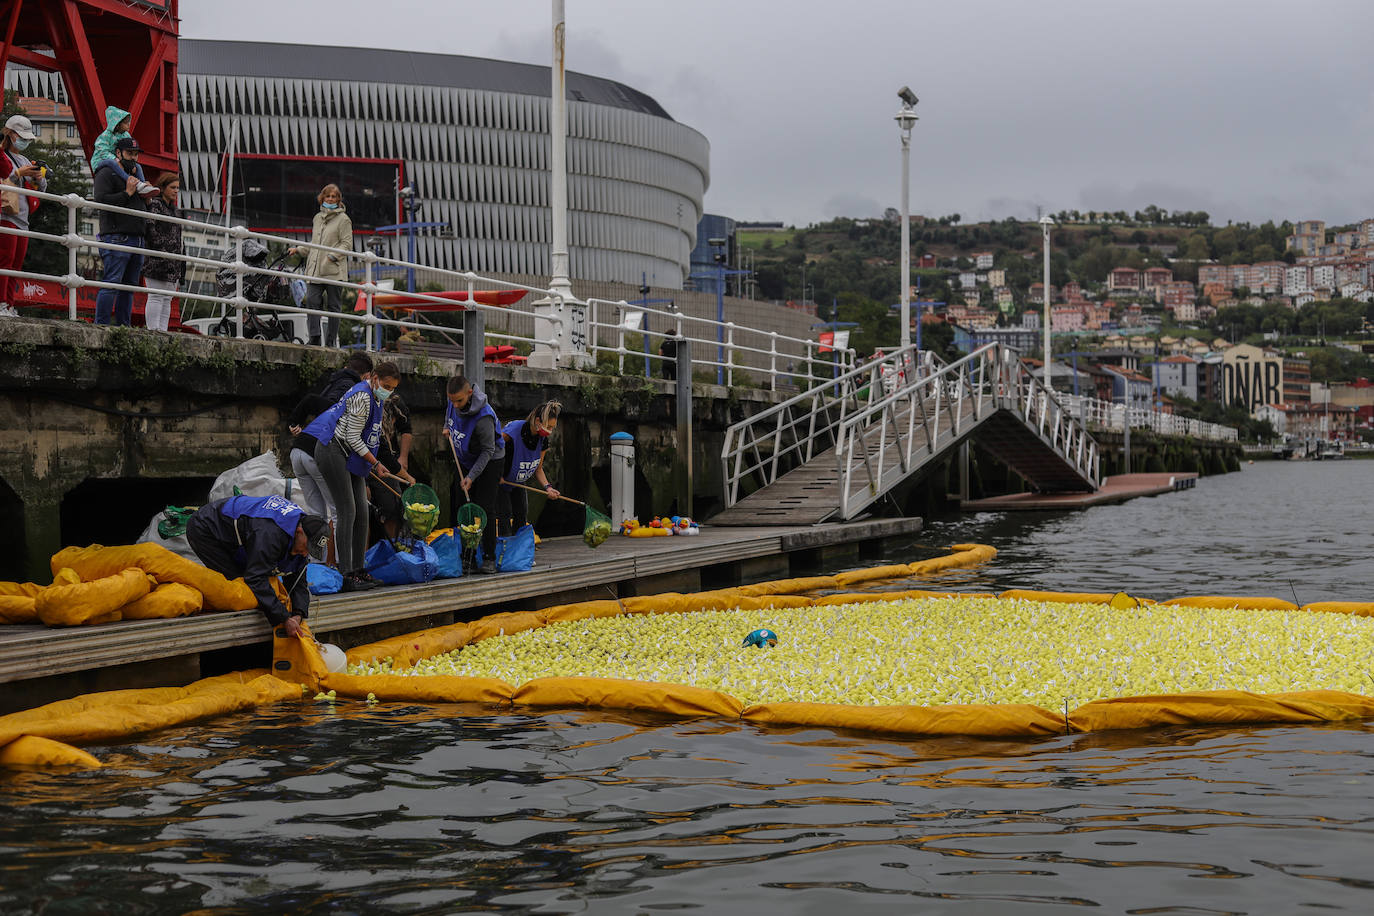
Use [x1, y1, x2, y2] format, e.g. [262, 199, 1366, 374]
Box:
[119, 582, 205, 620]
[467, 611, 547, 643]
[1159, 595, 1298, 611]
[324, 671, 515, 704]
[0, 735, 102, 769]
[347, 621, 476, 668]
[1068, 689, 1374, 732]
[514, 676, 745, 719]
[51, 543, 256, 612]
[540, 599, 626, 626]
[0, 671, 301, 750]
[271, 622, 330, 689]
[0, 581, 43, 597]
[34, 567, 149, 627]
[1300, 601, 1374, 617]
[832, 564, 913, 587]
[744, 700, 1065, 738]
[0, 595, 38, 624]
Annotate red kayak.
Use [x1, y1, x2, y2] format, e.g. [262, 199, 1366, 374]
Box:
[371, 289, 528, 311]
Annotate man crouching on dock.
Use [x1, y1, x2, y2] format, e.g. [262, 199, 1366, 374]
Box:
[186, 495, 331, 637]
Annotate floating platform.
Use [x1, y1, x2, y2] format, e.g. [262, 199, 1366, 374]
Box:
[960, 472, 1197, 512]
[0, 518, 921, 712]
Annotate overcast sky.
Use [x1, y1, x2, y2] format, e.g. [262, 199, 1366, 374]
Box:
[182, 0, 1374, 228]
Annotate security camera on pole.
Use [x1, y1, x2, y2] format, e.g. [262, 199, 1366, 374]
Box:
[895, 87, 919, 350]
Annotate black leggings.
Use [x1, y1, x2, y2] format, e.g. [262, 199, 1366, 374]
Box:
[316, 438, 369, 573]
[495, 485, 528, 537]
[450, 460, 500, 559]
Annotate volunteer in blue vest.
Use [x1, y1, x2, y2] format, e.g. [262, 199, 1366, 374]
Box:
[306, 359, 404, 591]
[497, 400, 562, 536]
[186, 494, 330, 637]
[444, 375, 503, 574]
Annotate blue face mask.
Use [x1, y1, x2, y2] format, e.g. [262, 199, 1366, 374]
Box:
[12, 137, 30, 151]
[322, 201, 339, 210]
[375, 385, 393, 401]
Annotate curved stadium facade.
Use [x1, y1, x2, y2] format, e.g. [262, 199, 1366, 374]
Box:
[10, 39, 711, 288]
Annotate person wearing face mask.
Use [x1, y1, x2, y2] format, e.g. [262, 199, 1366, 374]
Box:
[305, 360, 403, 591]
[288, 183, 352, 347]
[92, 137, 149, 326]
[497, 401, 562, 537]
[140, 172, 183, 332]
[0, 114, 48, 318]
[444, 375, 504, 574]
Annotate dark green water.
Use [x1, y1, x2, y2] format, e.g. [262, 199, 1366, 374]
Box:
[2, 461, 1372, 913]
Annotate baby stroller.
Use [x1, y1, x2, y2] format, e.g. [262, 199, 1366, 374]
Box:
[209, 239, 305, 343]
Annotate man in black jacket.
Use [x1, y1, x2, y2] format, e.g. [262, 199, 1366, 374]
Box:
[93, 137, 149, 326]
[186, 494, 331, 637]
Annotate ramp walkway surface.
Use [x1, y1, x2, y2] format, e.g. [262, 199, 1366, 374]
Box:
[715, 344, 1101, 526]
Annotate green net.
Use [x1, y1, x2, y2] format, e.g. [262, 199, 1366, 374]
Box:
[401, 483, 441, 538]
[156, 505, 197, 539]
[457, 502, 487, 549]
[582, 504, 613, 548]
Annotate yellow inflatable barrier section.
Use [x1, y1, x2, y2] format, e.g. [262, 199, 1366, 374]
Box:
[4, 542, 1374, 769]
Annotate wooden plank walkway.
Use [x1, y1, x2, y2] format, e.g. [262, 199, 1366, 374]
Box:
[960, 472, 1197, 511]
[0, 518, 922, 686]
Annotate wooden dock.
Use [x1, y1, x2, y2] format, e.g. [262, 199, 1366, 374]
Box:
[1, 518, 921, 711]
[960, 472, 1198, 511]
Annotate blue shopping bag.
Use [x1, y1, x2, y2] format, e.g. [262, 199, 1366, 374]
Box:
[426, 528, 463, 579]
[306, 562, 343, 595]
[364, 538, 439, 585]
[494, 524, 536, 572]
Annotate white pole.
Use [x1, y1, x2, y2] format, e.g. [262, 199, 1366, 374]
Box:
[899, 128, 911, 348]
[549, 0, 572, 299]
[1040, 216, 1053, 391]
[221, 119, 240, 228]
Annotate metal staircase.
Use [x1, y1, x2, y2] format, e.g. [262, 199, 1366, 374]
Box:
[713, 343, 1101, 525]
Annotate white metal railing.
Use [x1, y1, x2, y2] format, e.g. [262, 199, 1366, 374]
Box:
[584, 295, 856, 390]
[0, 185, 830, 384]
[0, 186, 565, 353]
[834, 345, 1101, 518]
[1060, 394, 1239, 441]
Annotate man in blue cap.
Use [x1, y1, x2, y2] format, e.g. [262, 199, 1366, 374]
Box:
[186, 494, 331, 637]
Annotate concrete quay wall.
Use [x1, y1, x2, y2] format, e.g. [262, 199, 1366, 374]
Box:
[0, 317, 785, 584]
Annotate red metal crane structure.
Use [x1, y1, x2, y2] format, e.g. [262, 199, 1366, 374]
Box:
[0, 0, 178, 173]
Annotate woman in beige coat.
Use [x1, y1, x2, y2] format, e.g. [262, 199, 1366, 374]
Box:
[288, 183, 352, 347]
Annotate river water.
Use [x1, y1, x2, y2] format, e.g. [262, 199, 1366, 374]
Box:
[2, 460, 1372, 914]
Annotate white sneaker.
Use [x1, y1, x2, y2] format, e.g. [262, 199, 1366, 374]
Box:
[136, 181, 159, 197]
[0, 304, 17, 317]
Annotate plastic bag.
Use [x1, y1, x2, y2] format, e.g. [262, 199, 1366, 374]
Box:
[156, 506, 197, 539]
[495, 524, 536, 572]
[208, 452, 292, 501]
[306, 563, 344, 595]
[425, 529, 463, 579]
[364, 538, 439, 585]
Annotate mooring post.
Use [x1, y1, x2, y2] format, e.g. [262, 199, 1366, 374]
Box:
[675, 338, 693, 517]
[959, 441, 970, 502]
[463, 307, 485, 390]
[610, 431, 635, 526]
[1122, 401, 1131, 474]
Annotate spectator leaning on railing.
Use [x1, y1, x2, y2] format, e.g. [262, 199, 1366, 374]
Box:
[92, 137, 149, 327]
[141, 172, 183, 332]
[288, 183, 353, 348]
[0, 114, 47, 318]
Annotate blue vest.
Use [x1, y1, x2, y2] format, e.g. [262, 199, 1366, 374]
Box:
[445, 398, 500, 473]
[220, 494, 304, 538]
[303, 380, 381, 476]
[502, 420, 548, 485]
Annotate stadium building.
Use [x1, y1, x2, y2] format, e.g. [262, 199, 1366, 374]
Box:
[7, 39, 711, 289]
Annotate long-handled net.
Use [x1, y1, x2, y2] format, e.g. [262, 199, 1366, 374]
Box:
[457, 503, 487, 569]
[582, 504, 613, 547]
[401, 483, 441, 538]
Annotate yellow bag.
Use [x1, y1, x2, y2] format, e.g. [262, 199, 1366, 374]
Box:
[34, 567, 150, 627]
[0, 581, 42, 624]
[52, 543, 256, 612]
[119, 582, 204, 620]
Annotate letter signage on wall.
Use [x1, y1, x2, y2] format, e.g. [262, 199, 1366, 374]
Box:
[1221, 344, 1284, 413]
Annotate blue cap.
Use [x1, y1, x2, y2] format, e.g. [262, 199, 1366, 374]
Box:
[609, 431, 634, 441]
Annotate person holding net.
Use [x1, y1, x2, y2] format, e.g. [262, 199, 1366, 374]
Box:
[444, 375, 503, 574]
[497, 401, 561, 536]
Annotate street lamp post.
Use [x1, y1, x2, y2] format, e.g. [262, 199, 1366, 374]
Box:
[1039, 215, 1054, 391]
[896, 87, 919, 349]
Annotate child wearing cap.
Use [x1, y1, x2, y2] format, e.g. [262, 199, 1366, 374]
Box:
[90, 105, 158, 198]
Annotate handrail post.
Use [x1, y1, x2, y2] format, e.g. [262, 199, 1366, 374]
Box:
[363, 251, 376, 352]
[725, 321, 735, 387]
[617, 304, 626, 374]
[233, 232, 245, 338]
[66, 197, 78, 321]
[769, 331, 778, 392]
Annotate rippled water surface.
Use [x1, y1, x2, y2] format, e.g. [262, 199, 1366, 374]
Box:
[3, 461, 1373, 913]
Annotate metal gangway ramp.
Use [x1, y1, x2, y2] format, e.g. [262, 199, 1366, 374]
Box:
[713, 343, 1101, 525]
